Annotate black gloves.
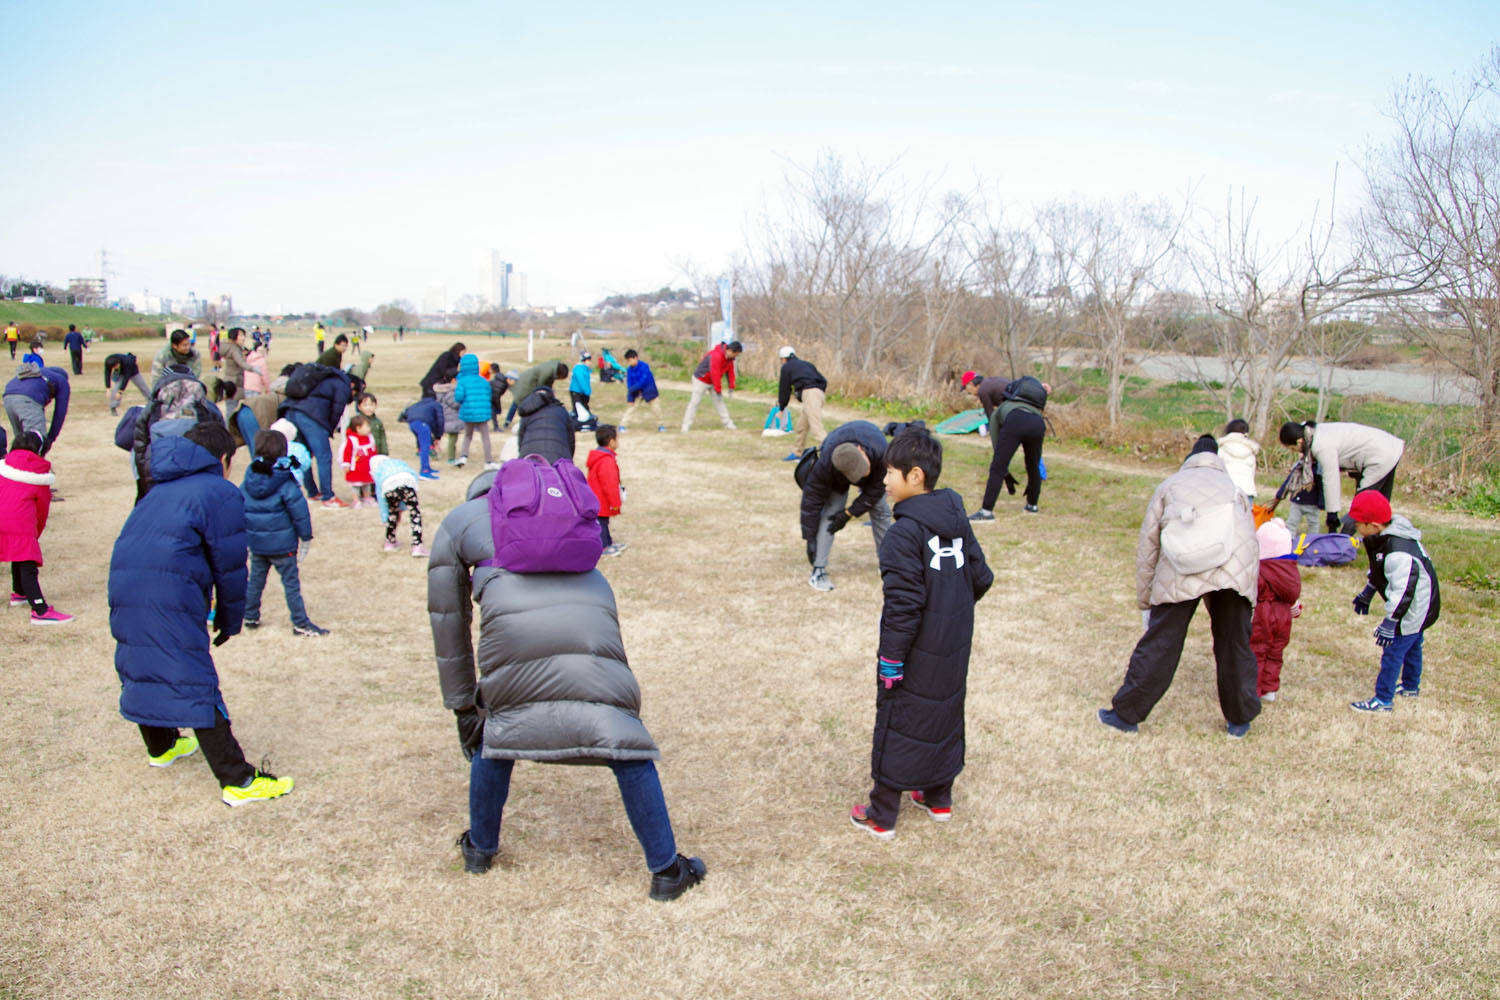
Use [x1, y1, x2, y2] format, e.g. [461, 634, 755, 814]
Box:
[1326, 512, 1342, 533]
[455, 707, 484, 761]
[827, 511, 851, 534]
[212, 631, 231, 647]
[1003, 472, 1019, 495]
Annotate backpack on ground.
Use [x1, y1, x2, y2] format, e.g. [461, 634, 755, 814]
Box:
[793, 447, 819, 489]
[1160, 499, 1242, 575]
[283, 363, 336, 400]
[114, 406, 143, 450]
[763, 407, 794, 436]
[1295, 532, 1358, 567]
[478, 455, 602, 573]
[1004, 375, 1048, 410]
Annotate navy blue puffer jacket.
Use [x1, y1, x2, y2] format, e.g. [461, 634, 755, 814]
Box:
[240, 457, 313, 555]
[399, 396, 445, 437]
[278, 367, 351, 434]
[109, 436, 249, 729]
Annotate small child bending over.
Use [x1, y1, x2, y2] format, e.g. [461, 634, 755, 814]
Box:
[372, 455, 427, 558]
[1252, 518, 1301, 701]
[342, 414, 378, 507]
[850, 427, 992, 840]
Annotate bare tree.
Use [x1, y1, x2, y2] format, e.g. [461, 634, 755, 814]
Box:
[374, 299, 419, 329]
[961, 201, 1051, 377]
[1360, 48, 1500, 438]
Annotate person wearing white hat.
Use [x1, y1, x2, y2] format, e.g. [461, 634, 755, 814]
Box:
[776, 346, 828, 461]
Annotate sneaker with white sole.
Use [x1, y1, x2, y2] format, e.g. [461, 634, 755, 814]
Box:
[1394, 685, 1420, 698]
[483, 462, 500, 471]
[293, 622, 330, 637]
[809, 567, 834, 592]
[411, 544, 430, 558]
[321, 497, 352, 510]
[243, 618, 260, 629]
[148, 734, 200, 767]
[910, 790, 952, 822]
[968, 509, 995, 522]
[1350, 697, 1393, 713]
[30, 607, 74, 625]
[1260, 690, 1276, 702]
[9, 592, 26, 607]
[383, 540, 399, 552]
[849, 804, 895, 841]
[221, 771, 294, 807]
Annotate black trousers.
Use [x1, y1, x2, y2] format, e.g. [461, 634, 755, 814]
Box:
[1363, 466, 1397, 499]
[139, 711, 255, 788]
[1111, 591, 1261, 727]
[10, 561, 46, 612]
[867, 779, 953, 830]
[69, 348, 83, 375]
[599, 517, 613, 547]
[981, 409, 1045, 510]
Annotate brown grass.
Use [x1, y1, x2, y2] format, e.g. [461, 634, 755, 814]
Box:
[3, 330, 1499, 999]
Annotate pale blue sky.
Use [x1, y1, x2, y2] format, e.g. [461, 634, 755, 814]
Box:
[3, 1, 1496, 312]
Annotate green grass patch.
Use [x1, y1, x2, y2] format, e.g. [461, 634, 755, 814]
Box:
[0, 303, 173, 329]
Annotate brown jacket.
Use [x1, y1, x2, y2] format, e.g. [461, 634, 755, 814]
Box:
[1135, 453, 1259, 609]
[220, 339, 248, 387]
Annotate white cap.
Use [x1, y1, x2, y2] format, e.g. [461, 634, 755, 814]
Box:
[778, 346, 796, 359]
[269, 418, 299, 444]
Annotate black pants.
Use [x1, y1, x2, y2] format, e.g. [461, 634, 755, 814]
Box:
[7, 341, 14, 360]
[571, 391, 591, 415]
[139, 711, 255, 787]
[10, 561, 46, 613]
[1363, 466, 1397, 499]
[1111, 591, 1261, 727]
[599, 517, 613, 547]
[69, 348, 83, 375]
[867, 779, 953, 830]
[981, 409, 1045, 510]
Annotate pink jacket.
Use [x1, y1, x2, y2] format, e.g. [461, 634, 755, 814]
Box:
[0, 448, 54, 565]
[241, 348, 269, 395]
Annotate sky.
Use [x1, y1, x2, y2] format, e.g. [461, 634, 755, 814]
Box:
[3, 1, 1497, 313]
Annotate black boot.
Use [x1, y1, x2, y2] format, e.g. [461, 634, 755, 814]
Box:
[456, 830, 494, 874]
[648, 854, 706, 901]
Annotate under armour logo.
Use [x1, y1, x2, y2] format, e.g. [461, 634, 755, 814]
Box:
[928, 536, 965, 570]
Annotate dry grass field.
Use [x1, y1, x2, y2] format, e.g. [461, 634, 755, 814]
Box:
[3, 330, 1498, 1000]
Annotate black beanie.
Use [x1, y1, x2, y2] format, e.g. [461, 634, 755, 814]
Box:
[1187, 434, 1219, 458]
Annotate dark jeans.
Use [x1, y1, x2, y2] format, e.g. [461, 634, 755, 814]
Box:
[504, 401, 518, 426]
[69, 348, 83, 375]
[139, 710, 255, 787]
[288, 412, 334, 500]
[981, 409, 1045, 510]
[246, 552, 311, 627]
[410, 421, 434, 473]
[235, 408, 261, 456]
[599, 517, 613, 547]
[1374, 631, 1424, 701]
[867, 779, 952, 830]
[468, 755, 678, 872]
[9, 560, 46, 613]
[1111, 591, 1261, 727]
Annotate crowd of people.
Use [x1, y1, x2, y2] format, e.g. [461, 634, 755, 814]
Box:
[0, 321, 1444, 901]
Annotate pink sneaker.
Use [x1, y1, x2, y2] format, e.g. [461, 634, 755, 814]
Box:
[849, 804, 895, 841]
[9, 593, 26, 607]
[411, 544, 430, 558]
[30, 607, 74, 626]
[321, 497, 353, 510]
[383, 540, 400, 552]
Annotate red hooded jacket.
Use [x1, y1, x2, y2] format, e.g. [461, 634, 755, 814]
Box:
[0, 448, 54, 565]
[586, 447, 622, 517]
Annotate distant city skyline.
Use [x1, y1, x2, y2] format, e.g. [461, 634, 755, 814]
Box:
[2, 2, 1496, 312]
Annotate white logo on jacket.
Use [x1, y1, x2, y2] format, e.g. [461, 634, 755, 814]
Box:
[928, 536, 964, 570]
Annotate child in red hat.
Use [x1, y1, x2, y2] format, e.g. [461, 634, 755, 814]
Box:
[1347, 490, 1440, 712]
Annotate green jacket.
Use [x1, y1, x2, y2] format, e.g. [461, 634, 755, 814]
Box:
[513, 359, 563, 404]
[366, 413, 388, 454]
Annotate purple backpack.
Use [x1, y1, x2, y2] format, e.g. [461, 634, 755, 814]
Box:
[1296, 532, 1358, 567]
[479, 454, 602, 573]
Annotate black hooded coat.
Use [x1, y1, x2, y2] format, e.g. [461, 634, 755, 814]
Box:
[871, 487, 993, 790]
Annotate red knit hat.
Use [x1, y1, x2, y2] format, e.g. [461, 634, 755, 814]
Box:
[1348, 490, 1392, 525]
[961, 370, 978, 388]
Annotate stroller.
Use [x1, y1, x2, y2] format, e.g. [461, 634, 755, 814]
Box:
[598, 349, 628, 384]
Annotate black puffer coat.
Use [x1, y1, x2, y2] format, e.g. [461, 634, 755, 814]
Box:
[516, 387, 576, 464]
[799, 420, 887, 540]
[871, 488, 992, 790]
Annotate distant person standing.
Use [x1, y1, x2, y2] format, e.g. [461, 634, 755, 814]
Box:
[219, 327, 249, 395]
[314, 321, 326, 358]
[4, 322, 18, 361]
[569, 352, 593, 416]
[775, 346, 828, 461]
[681, 340, 741, 432]
[63, 325, 86, 375]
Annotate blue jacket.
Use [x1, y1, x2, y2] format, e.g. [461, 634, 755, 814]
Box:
[625, 360, 658, 402]
[241, 457, 313, 555]
[278, 367, 351, 434]
[569, 361, 592, 396]
[399, 396, 445, 437]
[109, 436, 249, 729]
[64, 331, 86, 352]
[2, 363, 70, 444]
[452, 354, 493, 423]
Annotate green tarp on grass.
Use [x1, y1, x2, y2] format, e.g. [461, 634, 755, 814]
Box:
[934, 408, 988, 434]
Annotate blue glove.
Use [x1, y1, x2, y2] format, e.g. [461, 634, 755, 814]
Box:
[1374, 619, 1398, 646]
[1352, 586, 1375, 616]
[878, 656, 904, 690]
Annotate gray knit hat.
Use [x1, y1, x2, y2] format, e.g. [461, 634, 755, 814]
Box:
[830, 443, 869, 482]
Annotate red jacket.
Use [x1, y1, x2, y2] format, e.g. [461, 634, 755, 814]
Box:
[341, 430, 376, 484]
[1251, 557, 1301, 654]
[0, 448, 54, 565]
[587, 447, 622, 517]
[693, 343, 737, 392]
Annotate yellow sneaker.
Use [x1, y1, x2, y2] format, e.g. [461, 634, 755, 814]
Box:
[148, 734, 200, 768]
[221, 771, 295, 807]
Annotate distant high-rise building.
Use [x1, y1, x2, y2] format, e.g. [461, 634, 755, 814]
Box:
[509, 273, 528, 311]
[481, 249, 515, 309]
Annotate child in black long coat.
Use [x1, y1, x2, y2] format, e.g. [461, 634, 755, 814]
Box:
[851, 428, 993, 839]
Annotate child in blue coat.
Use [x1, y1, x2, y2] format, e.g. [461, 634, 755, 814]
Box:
[108, 422, 294, 806]
[570, 352, 593, 417]
[452, 354, 495, 468]
[241, 429, 325, 636]
[399, 396, 444, 479]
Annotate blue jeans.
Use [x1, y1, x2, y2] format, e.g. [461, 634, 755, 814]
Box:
[235, 408, 261, 456]
[288, 412, 334, 500]
[468, 755, 678, 872]
[410, 421, 435, 473]
[1374, 631, 1424, 702]
[245, 553, 311, 628]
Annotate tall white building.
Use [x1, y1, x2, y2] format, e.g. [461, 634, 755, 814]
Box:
[480, 249, 515, 309]
[509, 272, 528, 311]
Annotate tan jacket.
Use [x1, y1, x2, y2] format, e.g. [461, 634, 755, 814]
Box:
[1136, 453, 1259, 609]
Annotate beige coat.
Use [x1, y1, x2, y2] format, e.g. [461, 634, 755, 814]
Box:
[1135, 453, 1259, 609]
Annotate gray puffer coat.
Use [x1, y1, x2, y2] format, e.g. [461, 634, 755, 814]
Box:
[428, 496, 659, 763]
[1136, 453, 1259, 609]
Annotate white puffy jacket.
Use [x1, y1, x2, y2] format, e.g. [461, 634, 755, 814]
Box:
[1135, 453, 1260, 609]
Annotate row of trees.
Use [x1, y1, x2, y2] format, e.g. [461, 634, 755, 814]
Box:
[727, 51, 1500, 444]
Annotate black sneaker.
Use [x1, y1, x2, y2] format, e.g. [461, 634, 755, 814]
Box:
[1023, 504, 1039, 514]
[968, 509, 995, 522]
[243, 618, 260, 630]
[293, 622, 330, 637]
[648, 854, 706, 901]
[456, 830, 494, 874]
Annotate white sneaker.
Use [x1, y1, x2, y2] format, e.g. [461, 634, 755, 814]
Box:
[808, 568, 834, 592]
[483, 462, 500, 471]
